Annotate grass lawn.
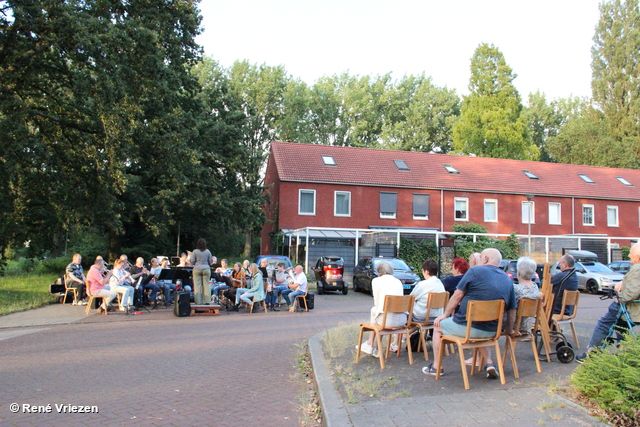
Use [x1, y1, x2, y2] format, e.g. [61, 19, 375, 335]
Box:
[0, 274, 59, 316]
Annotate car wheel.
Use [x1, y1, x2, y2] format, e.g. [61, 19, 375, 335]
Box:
[342, 285, 348, 295]
[587, 280, 599, 294]
[317, 281, 325, 295]
[353, 278, 359, 292]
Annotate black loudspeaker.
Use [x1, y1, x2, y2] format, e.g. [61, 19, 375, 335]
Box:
[305, 292, 315, 310]
[174, 292, 191, 317]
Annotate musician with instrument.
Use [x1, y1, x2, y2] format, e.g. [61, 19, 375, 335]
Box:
[280, 265, 308, 312]
[265, 263, 289, 311]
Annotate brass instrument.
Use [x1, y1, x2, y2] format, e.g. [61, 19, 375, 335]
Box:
[284, 267, 297, 289]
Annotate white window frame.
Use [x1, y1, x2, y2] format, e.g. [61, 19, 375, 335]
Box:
[522, 201, 535, 224]
[298, 189, 316, 216]
[583, 204, 594, 226]
[379, 192, 397, 219]
[484, 199, 498, 222]
[607, 205, 619, 227]
[548, 202, 561, 225]
[412, 193, 430, 220]
[334, 191, 351, 217]
[454, 197, 469, 221]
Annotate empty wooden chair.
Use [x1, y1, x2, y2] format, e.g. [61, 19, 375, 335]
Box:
[551, 290, 580, 348]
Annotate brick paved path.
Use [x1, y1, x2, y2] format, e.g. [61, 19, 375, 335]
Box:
[0, 291, 373, 426]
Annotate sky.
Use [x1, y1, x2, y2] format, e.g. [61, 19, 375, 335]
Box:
[196, 0, 603, 102]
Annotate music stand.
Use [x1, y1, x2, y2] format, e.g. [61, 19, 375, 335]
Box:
[134, 274, 155, 312]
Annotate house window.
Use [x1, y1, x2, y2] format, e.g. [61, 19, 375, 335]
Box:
[617, 176, 632, 186]
[455, 198, 468, 221]
[413, 194, 430, 220]
[334, 191, 351, 217]
[522, 201, 535, 224]
[298, 190, 316, 215]
[394, 159, 409, 171]
[607, 206, 619, 227]
[322, 155, 336, 166]
[380, 192, 397, 219]
[548, 203, 561, 225]
[484, 199, 498, 222]
[578, 174, 595, 183]
[583, 204, 594, 226]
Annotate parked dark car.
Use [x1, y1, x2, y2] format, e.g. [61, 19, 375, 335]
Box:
[607, 260, 631, 275]
[313, 256, 348, 295]
[353, 256, 419, 295]
[254, 255, 293, 270]
[499, 259, 541, 287]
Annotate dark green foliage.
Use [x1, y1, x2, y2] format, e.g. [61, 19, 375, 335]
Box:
[571, 334, 640, 421]
[622, 246, 631, 260]
[399, 238, 438, 278]
[451, 224, 520, 260]
[40, 257, 72, 275]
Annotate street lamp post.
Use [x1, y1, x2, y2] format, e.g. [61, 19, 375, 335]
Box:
[525, 194, 534, 257]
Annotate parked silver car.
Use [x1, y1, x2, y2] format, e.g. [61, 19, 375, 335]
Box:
[550, 257, 624, 294]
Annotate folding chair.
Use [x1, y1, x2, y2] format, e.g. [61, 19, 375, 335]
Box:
[435, 299, 506, 390]
[503, 298, 542, 378]
[355, 295, 417, 370]
[551, 290, 580, 348]
[291, 288, 308, 312]
[249, 280, 268, 314]
[410, 292, 449, 361]
[62, 273, 79, 304]
[85, 284, 107, 315]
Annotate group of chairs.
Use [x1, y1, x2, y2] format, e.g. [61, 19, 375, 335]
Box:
[215, 280, 309, 314]
[355, 264, 582, 390]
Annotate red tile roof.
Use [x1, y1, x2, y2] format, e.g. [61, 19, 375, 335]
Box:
[269, 141, 640, 200]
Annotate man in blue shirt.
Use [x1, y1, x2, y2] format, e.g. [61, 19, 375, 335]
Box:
[423, 248, 517, 380]
[551, 254, 578, 315]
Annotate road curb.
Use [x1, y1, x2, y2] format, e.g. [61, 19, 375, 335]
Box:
[309, 332, 353, 427]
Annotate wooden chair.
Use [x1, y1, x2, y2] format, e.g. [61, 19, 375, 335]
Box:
[435, 299, 506, 390]
[503, 298, 542, 378]
[355, 295, 417, 370]
[410, 292, 449, 361]
[62, 273, 79, 304]
[85, 283, 107, 315]
[249, 280, 268, 314]
[551, 290, 580, 348]
[291, 287, 308, 312]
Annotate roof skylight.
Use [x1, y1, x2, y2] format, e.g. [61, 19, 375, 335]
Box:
[394, 159, 410, 171]
[616, 177, 632, 186]
[522, 170, 539, 179]
[578, 174, 595, 183]
[443, 164, 459, 174]
[322, 155, 336, 166]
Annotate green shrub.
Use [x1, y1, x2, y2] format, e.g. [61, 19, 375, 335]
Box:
[41, 257, 72, 275]
[621, 246, 630, 261]
[571, 333, 640, 421]
[399, 238, 437, 278]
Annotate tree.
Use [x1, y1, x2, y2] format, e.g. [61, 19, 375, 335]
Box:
[453, 43, 538, 160]
[382, 74, 460, 153]
[592, 0, 640, 152]
[522, 92, 565, 162]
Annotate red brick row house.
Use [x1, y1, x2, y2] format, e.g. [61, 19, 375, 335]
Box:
[261, 141, 640, 263]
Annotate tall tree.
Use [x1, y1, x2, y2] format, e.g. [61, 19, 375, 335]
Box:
[591, 0, 640, 155]
[522, 91, 565, 162]
[453, 43, 537, 160]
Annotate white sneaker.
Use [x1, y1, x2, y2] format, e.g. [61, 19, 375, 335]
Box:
[390, 344, 398, 352]
[357, 342, 374, 355]
[78, 301, 88, 306]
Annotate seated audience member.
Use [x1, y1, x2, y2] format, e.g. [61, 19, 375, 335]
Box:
[65, 253, 87, 305]
[233, 263, 264, 312]
[131, 257, 159, 305]
[513, 257, 542, 333]
[87, 256, 117, 314]
[551, 254, 578, 315]
[224, 262, 246, 302]
[411, 259, 446, 324]
[441, 257, 470, 297]
[109, 259, 135, 311]
[423, 248, 516, 378]
[151, 258, 175, 306]
[281, 265, 308, 312]
[469, 252, 482, 268]
[357, 261, 407, 357]
[577, 243, 640, 363]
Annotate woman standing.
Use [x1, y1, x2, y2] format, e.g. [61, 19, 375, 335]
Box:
[189, 238, 213, 305]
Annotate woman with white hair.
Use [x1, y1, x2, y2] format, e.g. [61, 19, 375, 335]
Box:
[357, 261, 407, 357]
[513, 257, 542, 333]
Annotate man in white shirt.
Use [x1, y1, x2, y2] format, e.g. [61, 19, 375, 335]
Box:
[411, 259, 446, 323]
[281, 265, 308, 311]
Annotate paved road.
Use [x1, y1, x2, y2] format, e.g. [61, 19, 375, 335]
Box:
[0, 289, 373, 426]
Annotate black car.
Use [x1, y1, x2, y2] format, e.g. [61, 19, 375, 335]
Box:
[353, 256, 419, 295]
[607, 260, 631, 275]
[313, 256, 348, 295]
[499, 259, 541, 287]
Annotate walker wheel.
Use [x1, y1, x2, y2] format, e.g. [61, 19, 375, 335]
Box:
[556, 341, 573, 353]
[557, 346, 575, 363]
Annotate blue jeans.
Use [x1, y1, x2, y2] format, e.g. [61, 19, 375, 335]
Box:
[283, 289, 304, 306]
[210, 283, 228, 299]
[158, 281, 176, 304]
[267, 285, 288, 306]
[587, 301, 633, 349]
